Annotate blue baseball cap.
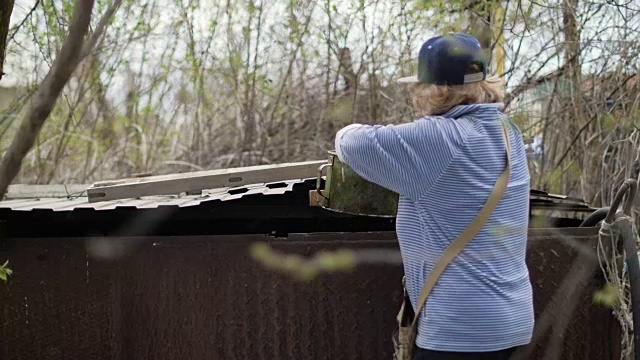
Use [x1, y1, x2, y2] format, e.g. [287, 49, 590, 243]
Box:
[398, 33, 487, 85]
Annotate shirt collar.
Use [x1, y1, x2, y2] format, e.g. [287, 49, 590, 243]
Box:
[441, 102, 504, 118]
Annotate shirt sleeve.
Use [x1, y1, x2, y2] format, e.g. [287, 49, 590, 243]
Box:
[334, 118, 465, 201]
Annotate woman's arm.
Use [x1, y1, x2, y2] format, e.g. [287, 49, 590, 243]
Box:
[335, 118, 465, 200]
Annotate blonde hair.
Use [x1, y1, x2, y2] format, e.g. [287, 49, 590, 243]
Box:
[407, 74, 505, 117]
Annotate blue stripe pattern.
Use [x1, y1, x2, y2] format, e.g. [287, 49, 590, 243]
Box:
[335, 103, 534, 352]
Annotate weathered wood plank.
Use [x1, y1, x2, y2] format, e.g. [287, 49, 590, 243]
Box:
[4, 184, 89, 199]
[86, 160, 326, 203]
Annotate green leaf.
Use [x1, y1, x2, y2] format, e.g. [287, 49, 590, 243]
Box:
[601, 113, 615, 131]
[0, 272, 6, 281]
[2, 260, 7, 267]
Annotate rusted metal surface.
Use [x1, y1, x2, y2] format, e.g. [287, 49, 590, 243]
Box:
[524, 228, 620, 359]
[0, 228, 620, 360]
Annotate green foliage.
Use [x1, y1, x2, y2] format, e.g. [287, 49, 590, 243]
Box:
[600, 113, 616, 131]
[327, 97, 355, 125]
[250, 242, 355, 281]
[542, 161, 582, 194]
[0, 260, 12, 282]
[509, 112, 531, 133]
[593, 283, 621, 308]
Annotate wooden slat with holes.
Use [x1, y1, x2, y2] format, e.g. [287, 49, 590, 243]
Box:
[86, 160, 327, 203]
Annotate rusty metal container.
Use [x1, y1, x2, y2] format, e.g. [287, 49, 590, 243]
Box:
[312, 150, 399, 217]
[0, 171, 626, 360]
[0, 229, 622, 360]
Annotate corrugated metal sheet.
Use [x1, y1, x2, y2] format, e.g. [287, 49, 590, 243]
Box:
[0, 180, 307, 212]
[0, 179, 597, 225]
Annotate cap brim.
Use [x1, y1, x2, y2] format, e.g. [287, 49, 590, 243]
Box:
[397, 75, 419, 84]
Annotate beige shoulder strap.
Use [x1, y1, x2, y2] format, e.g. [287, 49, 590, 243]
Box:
[410, 120, 512, 327]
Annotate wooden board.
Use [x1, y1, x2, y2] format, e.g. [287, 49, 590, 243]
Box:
[86, 160, 327, 203]
[4, 184, 90, 199]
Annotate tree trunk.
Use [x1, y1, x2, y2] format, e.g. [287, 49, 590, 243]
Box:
[561, 0, 590, 199]
[0, 0, 96, 198]
[0, 0, 15, 82]
[465, 0, 493, 63]
[338, 47, 357, 94]
[562, 0, 580, 80]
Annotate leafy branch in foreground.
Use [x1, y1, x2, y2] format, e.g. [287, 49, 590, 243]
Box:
[250, 242, 402, 281]
[0, 260, 13, 281]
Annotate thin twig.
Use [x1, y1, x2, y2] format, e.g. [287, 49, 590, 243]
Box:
[7, 0, 40, 44]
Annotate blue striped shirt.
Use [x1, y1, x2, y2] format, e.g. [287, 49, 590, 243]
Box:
[334, 103, 534, 352]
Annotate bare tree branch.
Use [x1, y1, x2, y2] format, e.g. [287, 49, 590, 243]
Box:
[504, 67, 567, 108]
[0, 0, 15, 82]
[553, 73, 639, 169]
[7, 0, 40, 45]
[81, 0, 124, 59]
[0, 0, 123, 198]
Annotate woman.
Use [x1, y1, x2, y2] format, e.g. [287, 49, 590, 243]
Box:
[334, 33, 534, 359]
